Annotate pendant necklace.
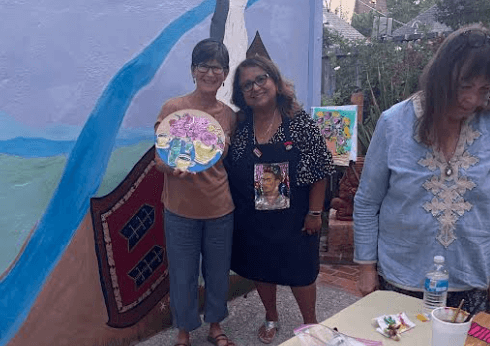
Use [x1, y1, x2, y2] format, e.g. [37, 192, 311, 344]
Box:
[253, 109, 279, 157]
[445, 164, 453, 177]
[443, 132, 461, 177]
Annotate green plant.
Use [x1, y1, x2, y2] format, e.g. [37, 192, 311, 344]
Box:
[323, 28, 443, 154]
[436, 0, 490, 29]
[321, 92, 343, 107]
[386, 0, 438, 30]
[351, 11, 376, 37]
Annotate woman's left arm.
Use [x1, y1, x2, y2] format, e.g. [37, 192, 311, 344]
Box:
[302, 178, 328, 235]
[293, 110, 333, 235]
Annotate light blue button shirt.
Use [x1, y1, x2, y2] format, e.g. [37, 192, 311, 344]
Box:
[354, 96, 490, 291]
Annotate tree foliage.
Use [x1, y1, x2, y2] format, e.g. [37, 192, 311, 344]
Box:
[351, 11, 376, 37]
[387, 0, 437, 28]
[323, 29, 443, 153]
[436, 0, 490, 29]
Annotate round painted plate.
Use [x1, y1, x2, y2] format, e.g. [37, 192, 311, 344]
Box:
[155, 109, 225, 173]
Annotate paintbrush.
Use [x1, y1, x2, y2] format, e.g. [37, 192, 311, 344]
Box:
[451, 299, 465, 323]
[464, 311, 475, 323]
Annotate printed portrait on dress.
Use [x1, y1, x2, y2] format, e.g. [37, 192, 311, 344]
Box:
[254, 162, 290, 210]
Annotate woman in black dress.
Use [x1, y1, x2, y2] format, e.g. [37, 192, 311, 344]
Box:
[226, 56, 333, 344]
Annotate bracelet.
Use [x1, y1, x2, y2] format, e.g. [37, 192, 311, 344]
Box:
[307, 210, 322, 217]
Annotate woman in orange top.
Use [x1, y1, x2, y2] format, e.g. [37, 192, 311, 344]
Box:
[154, 38, 236, 346]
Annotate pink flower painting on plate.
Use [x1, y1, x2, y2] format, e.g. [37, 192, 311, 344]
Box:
[155, 109, 225, 172]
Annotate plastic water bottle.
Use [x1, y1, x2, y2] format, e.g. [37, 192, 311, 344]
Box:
[423, 255, 449, 313]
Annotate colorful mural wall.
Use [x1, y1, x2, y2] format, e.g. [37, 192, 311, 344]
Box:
[0, 0, 323, 345]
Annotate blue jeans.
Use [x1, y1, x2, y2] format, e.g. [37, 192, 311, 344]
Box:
[164, 209, 233, 331]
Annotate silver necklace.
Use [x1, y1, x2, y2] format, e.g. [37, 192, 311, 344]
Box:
[443, 132, 461, 177]
[445, 164, 454, 177]
[254, 109, 279, 144]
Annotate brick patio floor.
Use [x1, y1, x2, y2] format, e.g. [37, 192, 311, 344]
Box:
[318, 264, 362, 297]
[316, 209, 363, 298]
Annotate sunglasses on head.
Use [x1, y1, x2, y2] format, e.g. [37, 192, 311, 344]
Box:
[270, 165, 281, 176]
[462, 29, 490, 48]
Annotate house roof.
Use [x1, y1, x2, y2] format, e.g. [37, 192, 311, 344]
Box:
[246, 31, 272, 60]
[323, 9, 365, 41]
[354, 0, 388, 16]
[392, 5, 452, 37]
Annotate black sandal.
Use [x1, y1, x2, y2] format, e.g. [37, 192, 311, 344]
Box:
[207, 333, 236, 346]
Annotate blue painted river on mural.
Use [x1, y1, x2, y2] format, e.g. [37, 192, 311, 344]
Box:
[0, 0, 263, 343]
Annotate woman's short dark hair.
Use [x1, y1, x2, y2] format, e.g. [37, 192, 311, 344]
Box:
[191, 38, 229, 70]
[417, 24, 490, 147]
[263, 164, 282, 181]
[231, 56, 302, 119]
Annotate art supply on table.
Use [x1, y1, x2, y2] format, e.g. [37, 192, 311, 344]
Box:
[431, 306, 472, 346]
[465, 312, 490, 345]
[372, 312, 416, 341]
[416, 313, 430, 322]
[294, 324, 382, 346]
[451, 299, 465, 323]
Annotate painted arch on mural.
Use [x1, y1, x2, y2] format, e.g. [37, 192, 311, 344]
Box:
[0, 0, 323, 345]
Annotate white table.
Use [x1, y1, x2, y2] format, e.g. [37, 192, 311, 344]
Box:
[280, 290, 431, 345]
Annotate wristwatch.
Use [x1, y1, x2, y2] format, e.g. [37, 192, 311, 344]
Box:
[307, 210, 322, 217]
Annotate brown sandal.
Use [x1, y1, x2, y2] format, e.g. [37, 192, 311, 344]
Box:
[258, 320, 280, 344]
[207, 333, 236, 346]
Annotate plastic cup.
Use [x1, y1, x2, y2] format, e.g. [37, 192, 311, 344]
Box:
[431, 307, 472, 346]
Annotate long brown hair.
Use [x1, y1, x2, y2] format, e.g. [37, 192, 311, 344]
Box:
[231, 56, 302, 120]
[417, 24, 490, 147]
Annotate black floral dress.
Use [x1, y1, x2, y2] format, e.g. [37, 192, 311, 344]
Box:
[226, 110, 333, 286]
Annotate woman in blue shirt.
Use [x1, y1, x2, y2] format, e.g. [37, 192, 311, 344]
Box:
[354, 24, 490, 315]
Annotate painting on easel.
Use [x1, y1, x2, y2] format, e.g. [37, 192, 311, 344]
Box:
[311, 105, 358, 166]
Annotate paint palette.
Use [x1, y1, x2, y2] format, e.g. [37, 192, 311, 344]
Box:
[155, 109, 225, 172]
